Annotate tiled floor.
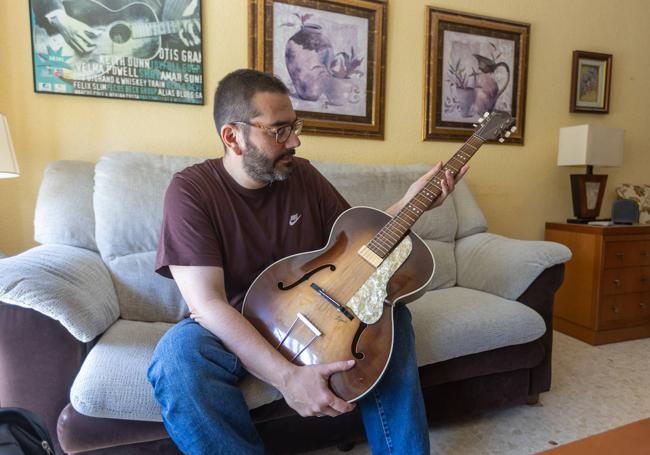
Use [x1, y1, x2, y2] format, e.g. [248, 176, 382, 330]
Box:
[310, 331, 650, 454]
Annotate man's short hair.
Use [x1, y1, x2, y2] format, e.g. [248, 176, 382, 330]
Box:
[213, 69, 289, 150]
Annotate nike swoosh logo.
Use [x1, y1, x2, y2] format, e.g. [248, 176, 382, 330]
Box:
[289, 214, 302, 226]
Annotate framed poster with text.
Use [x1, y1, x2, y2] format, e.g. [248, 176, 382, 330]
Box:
[29, 0, 204, 105]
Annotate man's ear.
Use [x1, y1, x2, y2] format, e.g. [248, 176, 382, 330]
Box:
[220, 124, 243, 156]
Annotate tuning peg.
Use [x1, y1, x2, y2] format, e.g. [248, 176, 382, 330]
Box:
[472, 123, 478, 127]
[483, 112, 490, 118]
[504, 131, 511, 138]
[510, 126, 517, 133]
[477, 117, 484, 123]
[498, 138, 505, 143]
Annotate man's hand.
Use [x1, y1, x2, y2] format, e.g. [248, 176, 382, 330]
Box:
[178, 0, 201, 47]
[50, 12, 98, 55]
[178, 19, 201, 47]
[386, 161, 469, 217]
[278, 360, 356, 417]
[170, 265, 355, 419]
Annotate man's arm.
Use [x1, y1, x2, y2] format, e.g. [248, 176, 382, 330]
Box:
[31, 0, 98, 55]
[385, 161, 469, 217]
[169, 264, 356, 417]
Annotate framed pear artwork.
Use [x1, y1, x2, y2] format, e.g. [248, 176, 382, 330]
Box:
[249, 0, 387, 139]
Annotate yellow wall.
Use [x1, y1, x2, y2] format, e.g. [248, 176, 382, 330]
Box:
[1, 0, 649, 255]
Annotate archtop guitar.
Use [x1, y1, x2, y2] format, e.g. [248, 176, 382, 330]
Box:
[242, 111, 516, 402]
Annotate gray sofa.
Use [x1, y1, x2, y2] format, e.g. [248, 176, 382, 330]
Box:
[0, 152, 571, 454]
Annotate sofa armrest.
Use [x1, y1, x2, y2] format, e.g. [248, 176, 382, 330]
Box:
[456, 233, 572, 300]
[0, 304, 93, 454]
[516, 263, 565, 395]
[0, 244, 119, 342]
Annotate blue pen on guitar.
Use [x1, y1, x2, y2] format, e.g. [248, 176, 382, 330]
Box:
[310, 283, 354, 321]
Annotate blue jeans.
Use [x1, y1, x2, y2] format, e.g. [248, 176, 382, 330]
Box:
[147, 305, 429, 454]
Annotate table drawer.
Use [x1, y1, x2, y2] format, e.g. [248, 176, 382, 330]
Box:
[602, 267, 650, 294]
[601, 293, 650, 326]
[605, 241, 650, 268]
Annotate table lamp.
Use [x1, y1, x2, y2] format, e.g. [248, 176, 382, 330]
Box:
[0, 113, 19, 258]
[557, 124, 624, 223]
[0, 113, 19, 179]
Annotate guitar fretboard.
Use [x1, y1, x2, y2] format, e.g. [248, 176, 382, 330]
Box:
[366, 134, 486, 258]
[131, 19, 194, 38]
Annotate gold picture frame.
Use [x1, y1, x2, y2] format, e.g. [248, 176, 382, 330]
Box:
[249, 0, 387, 139]
[423, 6, 529, 143]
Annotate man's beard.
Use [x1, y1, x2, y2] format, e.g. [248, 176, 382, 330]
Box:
[241, 137, 295, 185]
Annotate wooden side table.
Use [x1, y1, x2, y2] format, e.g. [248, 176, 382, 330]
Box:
[545, 222, 650, 345]
[539, 418, 650, 454]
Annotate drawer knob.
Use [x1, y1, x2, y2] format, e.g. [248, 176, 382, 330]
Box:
[641, 277, 648, 284]
[641, 303, 648, 310]
[642, 251, 648, 257]
[616, 252, 625, 260]
[612, 306, 621, 314]
[613, 279, 621, 287]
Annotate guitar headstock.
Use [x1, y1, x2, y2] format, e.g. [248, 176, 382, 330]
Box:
[474, 110, 516, 143]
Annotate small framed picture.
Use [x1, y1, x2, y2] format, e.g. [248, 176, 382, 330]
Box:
[423, 6, 529, 143]
[249, 0, 387, 139]
[570, 50, 612, 114]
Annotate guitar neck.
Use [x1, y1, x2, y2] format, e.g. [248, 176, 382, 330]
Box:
[366, 134, 486, 259]
[131, 19, 192, 39]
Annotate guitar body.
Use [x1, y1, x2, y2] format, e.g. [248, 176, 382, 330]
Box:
[242, 206, 434, 402]
[50, 0, 161, 80]
[67, 1, 161, 57]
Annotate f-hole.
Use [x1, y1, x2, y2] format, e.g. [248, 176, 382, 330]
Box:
[351, 323, 367, 360]
[277, 264, 336, 290]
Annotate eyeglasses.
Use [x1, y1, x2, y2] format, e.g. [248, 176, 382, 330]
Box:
[232, 118, 304, 144]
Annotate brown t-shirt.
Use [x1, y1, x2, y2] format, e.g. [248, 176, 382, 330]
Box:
[155, 157, 350, 309]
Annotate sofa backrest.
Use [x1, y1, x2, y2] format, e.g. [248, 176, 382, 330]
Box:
[34, 152, 487, 323]
[35, 160, 97, 251]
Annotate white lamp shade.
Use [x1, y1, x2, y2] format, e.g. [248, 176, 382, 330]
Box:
[557, 124, 624, 167]
[0, 113, 19, 178]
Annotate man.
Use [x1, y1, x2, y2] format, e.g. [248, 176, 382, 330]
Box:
[148, 69, 468, 454]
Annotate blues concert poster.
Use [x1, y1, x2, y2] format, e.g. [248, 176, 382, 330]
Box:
[29, 0, 204, 105]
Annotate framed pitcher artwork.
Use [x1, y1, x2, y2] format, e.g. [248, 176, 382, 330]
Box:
[423, 7, 529, 143]
[249, 0, 387, 139]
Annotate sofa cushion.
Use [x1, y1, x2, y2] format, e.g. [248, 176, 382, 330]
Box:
[423, 239, 456, 290]
[0, 244, 119, 342]
[34, 161, 97, 251]
[455, 233, 572, 300]
[107, 252, 186, 322]
[410, 287, 546, 366]
[313, 161, 458, 243]
[616, 184, 650, 224]
[94, 152, 207, 322]
[70, 319, 282, 422]
[70, 286, 545, 422]
[452, 180, 488, 239]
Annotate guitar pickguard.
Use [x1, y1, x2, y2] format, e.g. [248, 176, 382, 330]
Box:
[346, 236, 412, 324]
